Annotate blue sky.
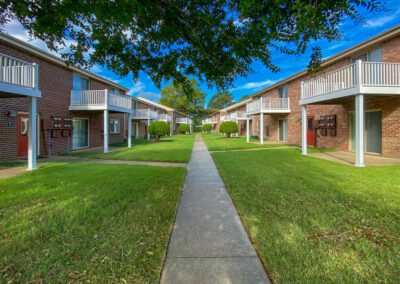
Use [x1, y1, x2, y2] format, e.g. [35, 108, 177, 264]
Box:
[3, 1, 400, 105]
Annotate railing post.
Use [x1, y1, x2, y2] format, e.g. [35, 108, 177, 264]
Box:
[32, 63, 39, 90]
[0, 55, 3, 82]
[356, 59, 363, 87]
[300, 81, 304, 100]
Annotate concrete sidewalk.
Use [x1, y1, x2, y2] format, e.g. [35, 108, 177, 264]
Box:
[161, 135, 270, 284]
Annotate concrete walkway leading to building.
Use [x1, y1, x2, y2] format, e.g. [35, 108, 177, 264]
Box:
[309, 151, 400, 166]
[161, 135, 270, 284]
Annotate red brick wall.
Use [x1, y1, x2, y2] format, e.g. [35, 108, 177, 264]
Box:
[0, 41, 127, 161]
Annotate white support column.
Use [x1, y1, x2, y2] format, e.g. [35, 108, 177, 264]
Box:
[128, 112, 132, 148]
[104, 110, 109, 153]
[259, 113, 264, 145]
[246, 116, 250, 143]
[259, 96, 264, 144]
[170, 122, 173, 136]
[28, 97, 37, 170]
[355, 94, 365, 167]
[147, 118, 150, 140]
[301, 104, 307, 155]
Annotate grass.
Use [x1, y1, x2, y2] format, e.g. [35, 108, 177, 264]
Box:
[201, 133, 289, 151]
[211, 148, 400, 283]
[0, 162, 185, 283]
[70, 134, 195, 163]
[0, 161, 25, 167]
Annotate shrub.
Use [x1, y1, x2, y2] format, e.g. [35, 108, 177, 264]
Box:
[219, 121, 238, 138]
[148, 121, 170, 141]
[194, 126, 202, 133]
[178, 123, 190, 134]
[202, 124, 212, 133]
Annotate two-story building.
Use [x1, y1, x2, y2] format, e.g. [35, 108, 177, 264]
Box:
[243, 25, 400, 166]
[218, 100, 250, 136]
[0, 32, 132, 169]
[132, 97, 192, 139]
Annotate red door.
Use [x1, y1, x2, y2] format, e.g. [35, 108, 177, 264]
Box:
[307, 116, 316, 147]
[17, 113, 29, 157]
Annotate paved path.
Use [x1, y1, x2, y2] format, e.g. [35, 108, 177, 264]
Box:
[161, 135, 270, 284]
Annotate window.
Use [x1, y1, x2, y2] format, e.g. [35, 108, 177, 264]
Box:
[109, 88, 120, 95]
[73, 75, 89, 91]
[110, 119, 120, 134]
[279, 85, 288, 98]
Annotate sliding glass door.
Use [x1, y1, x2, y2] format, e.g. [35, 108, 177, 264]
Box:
[72, 118, 89, 149]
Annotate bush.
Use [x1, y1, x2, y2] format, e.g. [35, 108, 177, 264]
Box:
[178, 123, 190, 134]
[194, 126, 202, 133]
[219, 121, 238, 138]
[202, 124, 212, 133]
[148, 121, 170, 141]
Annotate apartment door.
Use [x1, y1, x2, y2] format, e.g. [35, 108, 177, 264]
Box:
[279, 119, 288, 142]
[349, 111, 382, 154]
[17, 113, 29, 157]
[307, 116, 316, 147]
[72, 118, 89, 149]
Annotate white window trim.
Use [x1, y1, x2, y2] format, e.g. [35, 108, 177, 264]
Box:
[110, 119, 121, 134]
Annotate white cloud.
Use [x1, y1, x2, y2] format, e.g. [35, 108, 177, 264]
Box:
[230, 79, 279, 92]
[365, 9, 400, 28]
[138, 91, 160, 101]
[127, 81, 146, 96]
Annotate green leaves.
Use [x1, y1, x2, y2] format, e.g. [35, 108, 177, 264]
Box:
[207, 91, 233, 113]
[0, 0, 383, 89]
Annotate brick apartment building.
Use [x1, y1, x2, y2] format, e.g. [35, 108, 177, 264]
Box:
[211, 25, 400, 166]
[132, 97, 192, 139]
[0, 32, 133, 166]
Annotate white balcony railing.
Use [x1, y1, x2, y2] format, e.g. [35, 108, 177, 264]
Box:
[237, 111, 246, 119]
[70, 89, 132, 112]
[176, 117, 192, 124]
[302, 61, 400, 102]
[246, 97, 290, 113]
[202, 117, 217, 124]
[133, 109, 159, 119]
[0, 53, 41, 97]
[158, 113, 171, 122]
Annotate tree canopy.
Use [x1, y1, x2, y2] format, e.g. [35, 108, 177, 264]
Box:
[207, 91, 233, 113]
[0, 1, 382, 89]
[160, 77, 207, 124]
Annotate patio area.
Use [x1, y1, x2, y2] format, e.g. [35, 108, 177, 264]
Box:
[309, 151, 400, 166]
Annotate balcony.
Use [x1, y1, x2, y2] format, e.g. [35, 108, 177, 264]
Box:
[301, 61, 400, 104]
[69, 89, 132, 113]
[246, 97, 290, 115]
[0, 53, 41, 97]
[202, 117, 217, 124]
[132, 108, 159, 120]
[158, 113, 171, 122]
[226, 111, 247, 121]
[176, 117, 192, 124]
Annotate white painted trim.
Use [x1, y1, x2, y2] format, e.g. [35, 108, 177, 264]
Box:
[355, 94, 365, 166]
[301, 105, 307, 155]
[0, 82, 42, 97]
[27, 97, 37, 170]
[104, 110, 109, 153]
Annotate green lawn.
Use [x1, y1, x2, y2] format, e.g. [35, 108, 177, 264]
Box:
[0, 161, 25, 167]
[201, 133, 289, 151]
[70, 134, 194, 163]
[0, 162, 185, 283]
[212, 148, 400, 283]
